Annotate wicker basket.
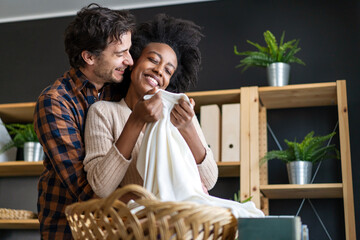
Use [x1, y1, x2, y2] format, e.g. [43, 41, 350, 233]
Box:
[65, 184, 237, 240]
[0, 208, 37, 220]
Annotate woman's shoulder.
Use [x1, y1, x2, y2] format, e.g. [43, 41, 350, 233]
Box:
[89, 99, 129, 116]
[91, 99, 126, 110]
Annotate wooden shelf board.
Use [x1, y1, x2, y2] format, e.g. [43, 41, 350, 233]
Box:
[259, 82, 337, 109]
[186, 89, 241, 113]
[260, 183, 343, 199]
[0, 161, 43, 177]
[0, 219, 39, 229]
[0, 160, 240, 178]
[0, 102, 36, 123]
[217, 161, 240, 177]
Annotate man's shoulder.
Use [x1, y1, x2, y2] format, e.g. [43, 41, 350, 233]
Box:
[37, 71, 76, 102]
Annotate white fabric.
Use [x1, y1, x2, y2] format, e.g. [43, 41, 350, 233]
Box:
[137, 89, 264, 218]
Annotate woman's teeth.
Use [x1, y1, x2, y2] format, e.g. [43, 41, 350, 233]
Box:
[147, 76, 158, 86]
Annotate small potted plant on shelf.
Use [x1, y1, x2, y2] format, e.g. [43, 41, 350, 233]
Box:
[260, 131, 338, 184]
[234, 30, 305, 86]
[0, 123, 44, 162]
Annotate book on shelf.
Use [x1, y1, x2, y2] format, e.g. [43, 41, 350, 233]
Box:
[200, 104, 220, 162]
[237, 215, 308, 240]
[221, 103, 240, 162]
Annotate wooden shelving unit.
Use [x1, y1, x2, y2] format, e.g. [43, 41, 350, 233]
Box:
[187, 81, 356, 240]
[258, 82, 337, 109]
[0, 161, 43, 177]
[217, 162, 240, 177]
[0, 219, 39, 229]
[0, 160, 236, 178]
[0, 82, 356, 239]
[260, 183, 343, 199]
[0, 102, 39, 230]
[187, 89, 240, 113]
[242, 80, 355, 240]
[0, 102, 36, 123]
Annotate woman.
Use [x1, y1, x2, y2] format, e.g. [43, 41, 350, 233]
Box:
[83, 14, 218, 198]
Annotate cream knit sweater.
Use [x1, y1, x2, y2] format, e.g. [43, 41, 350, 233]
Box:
[84, 99, 218, 198]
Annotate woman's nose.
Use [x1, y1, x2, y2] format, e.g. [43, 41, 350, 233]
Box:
[153, 65, 163, 76]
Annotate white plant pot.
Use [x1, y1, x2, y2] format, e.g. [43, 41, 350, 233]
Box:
[24, 142, 44, 162]
[286, 161, 313, 184]
[267, 62, 290, 86]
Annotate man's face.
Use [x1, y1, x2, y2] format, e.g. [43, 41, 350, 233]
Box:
[92, 31, 133, 86]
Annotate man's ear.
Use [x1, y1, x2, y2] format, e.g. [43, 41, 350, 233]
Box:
[81, 50, 95, 65]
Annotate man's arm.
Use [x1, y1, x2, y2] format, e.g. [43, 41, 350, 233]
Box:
[34, 94, 94, 201]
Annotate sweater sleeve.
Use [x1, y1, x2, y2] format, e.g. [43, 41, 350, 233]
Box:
[192, 116, 219, 190]
[83, 101, 132, 198]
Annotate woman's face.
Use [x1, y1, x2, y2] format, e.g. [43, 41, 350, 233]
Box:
[130, 42, 178, 96]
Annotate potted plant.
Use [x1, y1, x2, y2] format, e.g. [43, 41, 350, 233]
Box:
[234, 30, 305, 86]
[0, 123, 44, 161]
[260, 131, 338, 184]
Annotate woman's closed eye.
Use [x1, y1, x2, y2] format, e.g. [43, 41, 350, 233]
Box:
[165, 67, 172, 75]
[148, 57, 159, 64]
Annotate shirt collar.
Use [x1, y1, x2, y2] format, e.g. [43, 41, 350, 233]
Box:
[69, 67, 122, 101]
[69, 68, 96, 91]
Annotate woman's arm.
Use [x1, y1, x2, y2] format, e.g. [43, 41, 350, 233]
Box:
[84, 92, 164, 198]
[84, 101, 134, 198]
[170, 98, 206, 164]
[115, 92, 163, 159]
[171, 98, 218, 190]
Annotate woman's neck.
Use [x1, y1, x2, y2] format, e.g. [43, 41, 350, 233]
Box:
[124, 86, 140, 111]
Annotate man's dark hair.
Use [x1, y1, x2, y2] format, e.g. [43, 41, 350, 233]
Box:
[64, 3, 135, 69]
[129, 14, 204, 93]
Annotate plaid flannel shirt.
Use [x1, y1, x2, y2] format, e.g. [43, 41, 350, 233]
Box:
[34, 68, 122, 239]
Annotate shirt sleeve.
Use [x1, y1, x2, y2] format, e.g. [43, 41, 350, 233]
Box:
[83, 102, 133, 198]
[34, 94, 94, 201]
[192, 116, 219, 190]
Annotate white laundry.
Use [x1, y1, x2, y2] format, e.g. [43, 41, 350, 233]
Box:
[137, 89, 264, 218]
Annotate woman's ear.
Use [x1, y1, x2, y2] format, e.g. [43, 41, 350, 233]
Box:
[81, 50, 96, 65]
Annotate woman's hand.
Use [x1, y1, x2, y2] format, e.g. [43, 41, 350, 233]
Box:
[170, 98, 195, 131]
[132, 90, 163, 124]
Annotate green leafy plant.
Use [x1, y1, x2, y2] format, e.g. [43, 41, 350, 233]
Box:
[234, 30, 305, 72]
[233, 190, 253, 203]
[260, 131, 339, 165]
[0, 123, 38, 154]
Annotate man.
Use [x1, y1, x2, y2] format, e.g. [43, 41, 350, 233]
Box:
[33, 4, 135, 239]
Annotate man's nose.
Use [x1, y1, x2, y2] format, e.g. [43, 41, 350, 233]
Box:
[124, 52, 133, 66]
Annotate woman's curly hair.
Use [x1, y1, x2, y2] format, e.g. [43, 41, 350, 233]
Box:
[129, 14, 204, 93]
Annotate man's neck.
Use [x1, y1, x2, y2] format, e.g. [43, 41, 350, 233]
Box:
[79, 66, 104, 90]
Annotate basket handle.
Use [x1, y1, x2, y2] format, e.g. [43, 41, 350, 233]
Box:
[103, 184, 156, 207]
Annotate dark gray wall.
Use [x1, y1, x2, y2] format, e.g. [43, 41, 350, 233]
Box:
[0, 0, 358, 239]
